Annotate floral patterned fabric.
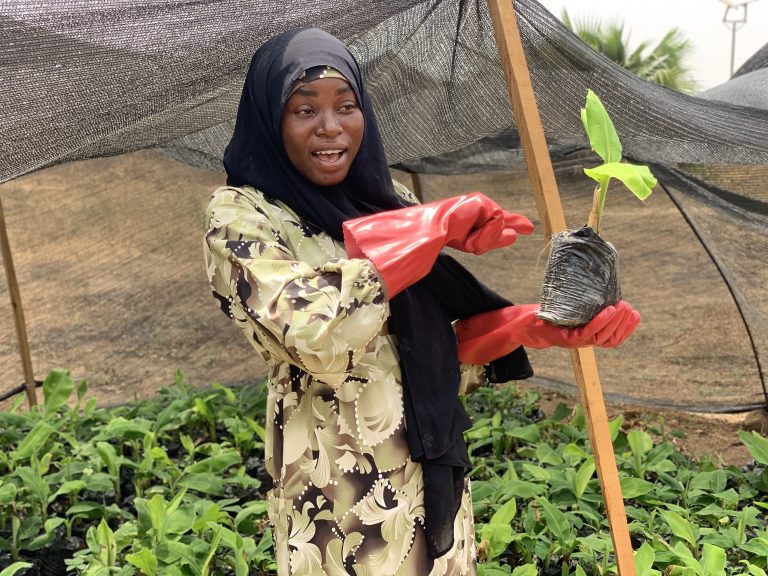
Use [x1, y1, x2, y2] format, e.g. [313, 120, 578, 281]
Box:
[204, 181, 485, 575]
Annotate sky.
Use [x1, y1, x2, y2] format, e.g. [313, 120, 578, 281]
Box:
[537, 0, 768, 90]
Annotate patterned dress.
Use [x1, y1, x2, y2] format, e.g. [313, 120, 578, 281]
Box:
[204, 181, 487, 575]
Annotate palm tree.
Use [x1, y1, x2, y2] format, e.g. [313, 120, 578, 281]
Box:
[561, 9, 697, 92]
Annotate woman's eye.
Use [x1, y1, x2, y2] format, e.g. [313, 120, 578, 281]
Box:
[297, 108, 314, 116]
[340, 103, 357, 112]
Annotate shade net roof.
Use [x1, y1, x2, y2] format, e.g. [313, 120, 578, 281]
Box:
[0, 0, 766, 411]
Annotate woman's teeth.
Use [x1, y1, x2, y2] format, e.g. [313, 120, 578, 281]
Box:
[314, 150, 344, 162]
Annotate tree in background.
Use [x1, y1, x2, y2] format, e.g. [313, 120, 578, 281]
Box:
[561, 9, 697, 92]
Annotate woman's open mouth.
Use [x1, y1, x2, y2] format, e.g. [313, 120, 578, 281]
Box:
[312, 148, 346, 166]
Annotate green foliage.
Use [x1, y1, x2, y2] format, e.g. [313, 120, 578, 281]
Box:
[0, 369, 273, 574]
[580, 89, 657, 232]
[464, 384, 768, 575]
[1, 370, 767, 575]
[561, 9, 697, 92]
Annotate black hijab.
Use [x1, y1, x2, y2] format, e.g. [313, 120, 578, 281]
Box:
[224, 27, 533, 559]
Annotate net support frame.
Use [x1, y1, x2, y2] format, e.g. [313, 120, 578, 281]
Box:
[0, 196, 37, 407]
[487, 1, 635, 573]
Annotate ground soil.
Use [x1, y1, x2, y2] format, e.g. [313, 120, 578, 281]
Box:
[0, 151, 764, 466]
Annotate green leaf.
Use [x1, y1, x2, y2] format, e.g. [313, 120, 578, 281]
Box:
[15, 466, 50, 503]
[42, 368, 75, 416]
[126, 547, 158, 576]
[67, 502, 104, 517]
[688, 470, 727, 493]
[511, 564, 537, 576]
[24, 530, 58, 552]
[96, 441, 120, 477]
[114, 521, 139, 549]
[478, 563, 512, 575]
[699, 543, 726, 576]
[738, 431, 768, 466]
[76, 379, 88, 401]
[95, 417, 152, 441]
[609, 414, 624, 442]
[665, 541, 698, 570]
[0, 562, 34, 576]
[573, 458, 595, 499]
[508, 424, 540, 443]
[536, 498, 574, 548]
[627, 429, 654, 457]
[156, 541, 202, 570]
[247, 418, 266, 443]
[96, 518, 117, 567]
[561, 443, 590, 465]
[12, 421, 55, 462]
[741, 561, 768, 576]
[148, 494, 167, 538]
[49, 479, 87, 501]
[521, 464, 550, 481]
[180, 434, 196, 456]
[165, 507, 196, 536]
[200, 525, 222, 576]
[216, 524, 252, 576]
[84, 472, 115, 493]
[480, 500, 518, 560]
[713, 488, 740, 508]
[184, 451, 241, 475]
[660, 510, 697, 547]
[180, 473, 226, 496]
[480, 523, 514, 561]
[740, 536, 768, 557]
[583, 162, 656, 201]
[0, 482, 17, 505]
[491, 499, 517, 525]
[581, 89, 622, 163]
[634, 542, 657, 575]
[234, 501, 268, 530]
[621, 477, 656, 499]
[166, 487, 187, 516]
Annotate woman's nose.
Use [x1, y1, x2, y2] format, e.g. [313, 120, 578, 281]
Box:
[316, 111, 342, 137]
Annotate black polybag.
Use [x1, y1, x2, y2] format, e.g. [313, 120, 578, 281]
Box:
[537, 226, 621, 327]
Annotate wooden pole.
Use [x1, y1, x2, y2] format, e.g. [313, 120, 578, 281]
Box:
[0, 195, 37, 407]
[486, 1, 635, 574]
[410, 172, 424, 203]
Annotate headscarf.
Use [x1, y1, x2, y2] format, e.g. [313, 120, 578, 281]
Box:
[224, 27, 533, 559]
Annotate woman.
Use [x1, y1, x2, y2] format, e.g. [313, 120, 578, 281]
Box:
[204, 28, 638, 576]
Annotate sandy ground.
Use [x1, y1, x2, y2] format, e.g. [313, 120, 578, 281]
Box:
[0, 150, 764, 465]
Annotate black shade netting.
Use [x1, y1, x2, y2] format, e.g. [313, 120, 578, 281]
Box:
[5, 0, 768, 184]
[2, 0, 768, 412]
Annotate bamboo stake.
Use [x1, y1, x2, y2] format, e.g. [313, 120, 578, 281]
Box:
[0, 195, 37, 407]
[486, 1, 635, 574]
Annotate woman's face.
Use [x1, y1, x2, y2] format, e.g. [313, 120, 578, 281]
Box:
[281, 77, 364, 186]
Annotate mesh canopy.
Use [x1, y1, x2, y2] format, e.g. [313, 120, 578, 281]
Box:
[5, 0, 768, 184]
[701, 69, 768, 111]
[734, 41, 768, 77]
[1, 0, 767, 410]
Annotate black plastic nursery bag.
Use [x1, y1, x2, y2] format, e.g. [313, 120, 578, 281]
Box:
[537, 226, 621, 327]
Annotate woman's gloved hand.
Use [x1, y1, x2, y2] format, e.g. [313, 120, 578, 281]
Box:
[456, 301, 640, 364]
[343, 192, 533, 297]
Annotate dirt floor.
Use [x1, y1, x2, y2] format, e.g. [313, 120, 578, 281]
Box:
[0, 150, 765, 466]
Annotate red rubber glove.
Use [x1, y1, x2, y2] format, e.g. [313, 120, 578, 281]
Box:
[456, 301, 640, 364]
[343, 192, 533, 297]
